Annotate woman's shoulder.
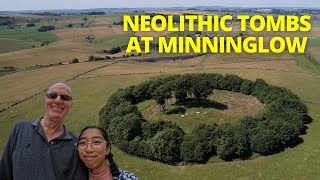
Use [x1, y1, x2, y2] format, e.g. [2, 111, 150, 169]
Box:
[118, 169, 139, 180]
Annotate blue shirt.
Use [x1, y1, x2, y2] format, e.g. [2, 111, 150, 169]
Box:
[119, 169, 139, 180]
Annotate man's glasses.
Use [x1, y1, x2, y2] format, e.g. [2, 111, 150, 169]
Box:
[46, 93, 73, 101]
[75, 140, 108, 151]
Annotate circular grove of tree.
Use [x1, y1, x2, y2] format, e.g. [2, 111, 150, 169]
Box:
[99, 73, 310, 164]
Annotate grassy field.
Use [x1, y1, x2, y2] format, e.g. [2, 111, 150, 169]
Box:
[0, 40, 107, 68]
[138, 90, 263, 133]
[1, 12, 320, 179]
[295, 54, 320, 76]
[307, 46, 320, 63]
[0, 61, 114, 110]
[0, 38, 38, 53]
[307, 38, 320, 47]
[0, 62, 319, 179]
[92, 33, 133, 47]
[52, 26, 127, 41]
[0, 27, 57, 43]
[0, 27, 57, 53]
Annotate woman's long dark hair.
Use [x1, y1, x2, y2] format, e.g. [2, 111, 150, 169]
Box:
[79, 126, 120, 178]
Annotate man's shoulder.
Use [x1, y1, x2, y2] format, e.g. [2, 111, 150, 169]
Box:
[14, 117, 41, 129]
[67, 130, 78, 139]
[13, 121, 33, 129]
[7, 121, 34, 139]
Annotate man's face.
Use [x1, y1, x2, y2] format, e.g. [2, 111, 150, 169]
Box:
[45, 83, 72, 121]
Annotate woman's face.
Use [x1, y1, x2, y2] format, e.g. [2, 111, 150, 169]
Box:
[77, 128, 110, 170]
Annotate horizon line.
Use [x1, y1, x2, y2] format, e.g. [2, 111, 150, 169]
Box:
[1, 5, 320, 12]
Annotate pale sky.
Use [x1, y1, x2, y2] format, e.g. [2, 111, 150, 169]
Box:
[1, 0, 319, 11]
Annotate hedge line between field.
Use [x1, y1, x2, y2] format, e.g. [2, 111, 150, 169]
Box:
[99, 73, 310, 164]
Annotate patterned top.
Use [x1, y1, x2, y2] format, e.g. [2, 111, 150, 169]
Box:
[118, 169, 139, 180]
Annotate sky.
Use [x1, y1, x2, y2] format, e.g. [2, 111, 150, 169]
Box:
[1, 0, 320, 11]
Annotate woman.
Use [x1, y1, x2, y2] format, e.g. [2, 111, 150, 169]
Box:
[76, 126, 138, 180]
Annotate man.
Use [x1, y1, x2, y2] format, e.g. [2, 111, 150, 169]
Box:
[0, 82, 88, 180]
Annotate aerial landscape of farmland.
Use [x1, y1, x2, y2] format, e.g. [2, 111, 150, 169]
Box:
[0, 1, 320, 179]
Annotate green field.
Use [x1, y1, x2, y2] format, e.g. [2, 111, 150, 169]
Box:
[307, 38, 320, 47]
[0, 38, 38, 53]
[0, 27, 57, 43]
[295, 54, 320, 76]
[0, 26, 57, 53]
[1, 12, 320, 179]
[92, 33, 133, 48]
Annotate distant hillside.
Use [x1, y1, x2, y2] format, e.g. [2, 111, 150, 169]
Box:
[1, 6, 319, 15]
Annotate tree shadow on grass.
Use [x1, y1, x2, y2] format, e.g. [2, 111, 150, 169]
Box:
[303, 114, 312, 124]
[300, 115, 312, 135]
[175, 98, 228, 110]
[286, 137, 304, 148]
[165, 107, 187, 115]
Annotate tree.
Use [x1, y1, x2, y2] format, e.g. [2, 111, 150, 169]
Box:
[191, 123, 217, 153]
[251, 127, 281, 155]
[252, 79, 268, 96]
[207, 73, 224, 89]
[128, 138, 150, 157]
[255, 85, 272, 103]
[180, 135, 211, 163]
[191, 77, 213, 100]
[108, 113, 142, 144]
[133, 81, 152, 103]
[88, 55, 95, 61]
[87, 12, 105, 15]
[173, 74, 193, 102]
[149, 128, 184, 163]
[239, 116, 265, 137]
[118, 86, 137, 104]
[113, 21, 124, 25]
[216, 124, 250, 160]
[108, 101, 141, 120]
[240, 79, 255, 95]
[219, 74, 244, 92]
[141, 121, 180, 139]
[109, 47, 121, 54]
[268, 119, 301, 146]
[152, 84, 172, 112]
[99, 99, 141, 130]
[26, 23, 35, 27]
[38, 25, 55, 32]
[70, 58, 79, 64]
[147, 77, 166, 95]
[174, 89, 188, 102]
[266, 97, 307, 116]
[40, 41, 50, 46]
